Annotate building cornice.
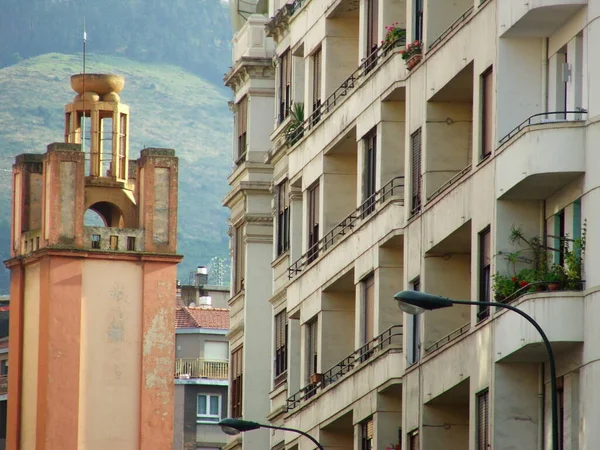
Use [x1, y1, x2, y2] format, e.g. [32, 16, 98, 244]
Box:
[223, 180, 272, 208]
[224, 58, 275, 92]
[265, 4, 293, 41]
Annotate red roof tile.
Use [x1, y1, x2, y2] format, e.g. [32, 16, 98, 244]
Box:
[175, 306, 229, 330]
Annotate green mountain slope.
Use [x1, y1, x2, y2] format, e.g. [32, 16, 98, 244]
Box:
[0, 53, 233, 291]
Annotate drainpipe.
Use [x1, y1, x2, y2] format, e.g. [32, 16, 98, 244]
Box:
[542, 38, 549, 113]
[538, 364, 545, 450]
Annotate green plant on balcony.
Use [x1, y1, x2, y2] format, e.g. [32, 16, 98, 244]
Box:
[285, 102, 304, 146]
[382, 23, 406, 48]
[400, 40, 423, 70]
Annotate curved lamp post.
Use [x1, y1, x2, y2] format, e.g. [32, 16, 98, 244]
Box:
[219, 418, 325, 450]
[394, 290, 559, 450]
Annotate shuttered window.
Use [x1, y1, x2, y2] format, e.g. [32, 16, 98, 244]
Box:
[230, 347, 243, 418]
[409, 429, 419, 450]
[366, 0, 379, 71]
[363, 275, 375, 343]
[233, 225, 245, 295]
[307, 182, 320, 263]
[276, 181, 290, 256]
[278, 50, 292, 123]
[361, 418, 374, 450]
[362, 130, 377, 217]
[237, 96, 248, 163]
[481, 67, 493, 159]
[307, 319, 318, 377]
[476, 390, 489, 450]
[312, 47, 322, 124]
[274, 310, 288, 383]
[411, 129, 422, 214]
[478, 227, 491, 321]
[409, 278, 421, 365]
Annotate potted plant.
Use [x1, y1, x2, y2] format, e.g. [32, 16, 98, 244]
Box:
[381, 23, 406, 50]
[400, 40, 423, 70]
[492, 273, 517, 301]
[545, 264, 565, 291]
[285, 102, 305, 146]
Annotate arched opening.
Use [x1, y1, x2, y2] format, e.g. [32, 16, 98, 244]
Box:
[84, 209, 106, 227]
[87, 201, 125, 228]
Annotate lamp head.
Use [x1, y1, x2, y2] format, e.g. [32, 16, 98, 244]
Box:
[393, 290, 454, 315]
[219, 418, 261, 436]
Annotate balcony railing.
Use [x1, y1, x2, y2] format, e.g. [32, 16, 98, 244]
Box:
[288, 177, 405, 279]
[0, 375, 7, 395]
[286, 325, 403, 411]
[498, 110, 588, 146]
[428, 6, 474, 51]
[427, 164, 472, 202]
[175, 358, 228, 380]
[425, 322, 470, 354]
[286, 38, 406, 146]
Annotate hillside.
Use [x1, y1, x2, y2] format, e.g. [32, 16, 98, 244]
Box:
[0, 53, 233, 291]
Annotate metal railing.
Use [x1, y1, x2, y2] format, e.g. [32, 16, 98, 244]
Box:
[288, 177, 405, 279]
[286, 38, 406, 146]
[175, 358, 228, 380]
[425, 322, 470, 354]
[0, 375, 7, 395]
[427, 164, 472, 202]
[290, 0, 306, 15]
[497, 279, 584, 306]
[286, 325, 403, 411]
[428, 6, 474, 51]
[498, 110, 588, 146]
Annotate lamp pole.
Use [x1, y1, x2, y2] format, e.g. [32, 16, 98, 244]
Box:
[219, 418, 325, 450]
[394, 290, 559, 450]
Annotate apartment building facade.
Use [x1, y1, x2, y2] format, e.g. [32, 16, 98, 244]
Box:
[225, 0, 600, 449]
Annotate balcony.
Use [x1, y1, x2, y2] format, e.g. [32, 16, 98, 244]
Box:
[285, 325, 403, 430]
[498, 0, 587, 37]
[174, 358, 228, 380]
[495, 111, 586, 200]
[232, 15, 274, 63]
[494, 290, 584, 362]
[289, 177, 404, 280]
[83, 227, 144, 252]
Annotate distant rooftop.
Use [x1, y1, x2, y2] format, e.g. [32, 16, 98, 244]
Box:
[175, 306, 229, 330]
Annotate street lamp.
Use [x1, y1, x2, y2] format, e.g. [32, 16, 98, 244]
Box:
[394, 290, 559, 450]
[219, 418, 325, 450]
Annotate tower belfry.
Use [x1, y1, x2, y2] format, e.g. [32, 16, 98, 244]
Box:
[5, 74, 182, 450]
[65, 74, 130, 180]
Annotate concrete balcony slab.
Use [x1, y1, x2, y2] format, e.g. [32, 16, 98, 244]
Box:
[495, 120, 585, 200]
[498, 0, 587, 37]
[494, 291, 584, 362]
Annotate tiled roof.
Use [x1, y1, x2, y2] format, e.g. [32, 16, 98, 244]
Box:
[175, 306, 230, 330]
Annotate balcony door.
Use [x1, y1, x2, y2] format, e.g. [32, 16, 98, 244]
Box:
[362, 130, 377, 217]
[307, 182, 320, 263]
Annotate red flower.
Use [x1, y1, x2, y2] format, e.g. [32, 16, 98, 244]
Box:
[519, 281, 529, 287]
[399, 50, 405, 55]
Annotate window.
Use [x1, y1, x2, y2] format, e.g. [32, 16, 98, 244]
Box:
[411, 129, 422, 214]
[233, 225, 245, 295]
[278, 50, 292, 123]
[109, 235, 118, 250]
[197, 394, 221, 423]
[230, 347, 243, 418]
[363, 274, 375, 344]
[0, 359, 7, 376]
[307, 182, 320, 263]
[307, 319, 318, 378]
[409, 278, 421, 365]
[409, 429, 419, 450]
[91, 234, 101, 249]
[476, 390, 489, 450]
[237, 96, 248, 164]
[366, 0, 379, 71]
[127, 236, 136, 251]
[360, 418, 374, 450]
[274, 310, 288, 384]
[414, 0, 423, 42]
[478, 227, 491, 321]
[481, 67, 494, 159]
[362, 130, 377, 217]
[555, 209, 566, 266]
[276, 181, 290, 256]
[312, 47, 322, 125]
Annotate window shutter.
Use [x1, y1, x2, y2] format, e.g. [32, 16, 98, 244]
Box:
[234, 225, 245, 294]
[308, 182, 320, 262]
[307, 320, 318, 376]
[366, 419, 374, 439]
[481, 68, 493, 158]
[363, 130, 377, 214]
[237, 97, 248, 160]
[364, 275, 375, 343]
[476, 390, 489, 450]
[313, 47, 322, 110]
[411, 129, 422, 212]
[481, 229, 491, 267]
[410, 430, 419, 450]
[274, 310, 288, 379]
[367, 0, 379, 55]
[231, 347, 243, 418]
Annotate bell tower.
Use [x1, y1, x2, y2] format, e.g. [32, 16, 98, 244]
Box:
[5, 74, 182, 450]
